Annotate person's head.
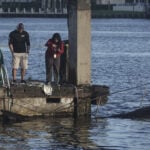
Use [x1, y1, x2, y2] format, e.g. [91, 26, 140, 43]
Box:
[17, 23, 24, 32]
[52, 33, 61, 44]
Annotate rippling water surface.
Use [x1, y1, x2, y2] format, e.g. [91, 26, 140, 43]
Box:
[0, 18, 150, 150]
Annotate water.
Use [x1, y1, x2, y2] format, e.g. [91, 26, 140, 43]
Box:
[0, 18, 150, 150]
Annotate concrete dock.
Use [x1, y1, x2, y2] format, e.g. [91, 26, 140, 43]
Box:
[0, 81, 109, 120]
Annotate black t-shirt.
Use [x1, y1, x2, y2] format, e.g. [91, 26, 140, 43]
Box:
[9, 30, 30, 53]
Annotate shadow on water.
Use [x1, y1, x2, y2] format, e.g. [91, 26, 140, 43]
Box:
[92, 106, 150, 121]
[109, 106, 150, 119]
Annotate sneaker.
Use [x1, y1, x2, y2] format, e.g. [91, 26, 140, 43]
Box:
[11, 80, 16, 84]
[13, 80, 16, 83]
[53, 82, 60, 86]
[21, 80, 26, 84]
[46, 81, 51, 85]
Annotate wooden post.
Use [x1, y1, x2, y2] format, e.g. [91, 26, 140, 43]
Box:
[68, 0, 91, 85]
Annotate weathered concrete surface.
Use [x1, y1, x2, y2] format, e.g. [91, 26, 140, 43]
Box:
[68, 0, 91, 85]
[0, 87, 9, 116]
[10, 83, 75, 98]
[5, 97, 73, 116]
[0, 81, 109, 118]
[1, 82, 75, 116]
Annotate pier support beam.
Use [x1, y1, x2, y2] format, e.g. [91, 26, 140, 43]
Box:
[68, 0, 91, 85]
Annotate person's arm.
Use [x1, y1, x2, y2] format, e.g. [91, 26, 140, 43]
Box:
[26, 45, 30, 54]
[45, 39, 51, 47]
[57, 42, 64, 55]
[9, 44, 14, 53]
[45, 40, 54, 53]
[8, 33, 14, 54]
[26, 32, 30, 53]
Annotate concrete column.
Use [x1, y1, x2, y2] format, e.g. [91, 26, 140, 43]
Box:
[23, 8, 26, 14]
[15, 8, 18, 13]
[0, 8, 3, 13]
[146, 0, 149, 4]
[54, 0, 57, 13]
[38, 8, 40, 13]
[47, 0, 51, 9]
[42, 0, 46, 9]
[31, 8, 34, 14]
[68, 0, 91, 85]
[59, 0, 62, 12]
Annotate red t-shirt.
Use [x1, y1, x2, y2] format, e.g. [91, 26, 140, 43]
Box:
[45, 39, 64, 58]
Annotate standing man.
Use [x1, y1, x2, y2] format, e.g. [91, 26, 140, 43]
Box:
[8, 23, 30, 83]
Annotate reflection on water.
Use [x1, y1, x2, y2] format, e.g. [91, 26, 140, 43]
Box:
[0, 118, 100, 150]
[1, 117, 150, 150]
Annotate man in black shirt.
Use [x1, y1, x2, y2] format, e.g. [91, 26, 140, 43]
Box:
[8, 23, 30, 83]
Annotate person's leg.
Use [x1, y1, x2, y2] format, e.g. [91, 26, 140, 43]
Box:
[59, 52, 66, 84]
[21, 53, 28, 82]
[21, 68, 26, 81]
[12, 68, 17, 81]
[45, 55, 53, 83]
[53, 57, 60, 84]
[12, 53, 20, 82]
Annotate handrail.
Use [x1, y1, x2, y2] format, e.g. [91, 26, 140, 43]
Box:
[0, 49, 10, 89]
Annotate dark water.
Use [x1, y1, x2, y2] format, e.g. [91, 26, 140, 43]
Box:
[0, 18, 150, 150]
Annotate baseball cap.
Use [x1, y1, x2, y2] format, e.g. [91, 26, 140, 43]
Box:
[17, 23, 24, 30]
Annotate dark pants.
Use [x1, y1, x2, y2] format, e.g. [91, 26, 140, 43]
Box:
[59, 40, 68, 83]
[59, 50, 66, 83]
[45, 56, 60, 84]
